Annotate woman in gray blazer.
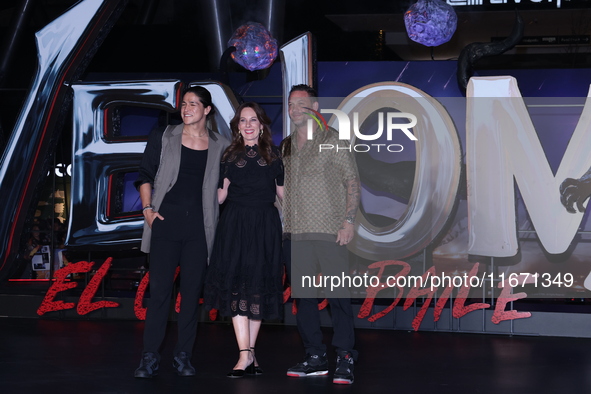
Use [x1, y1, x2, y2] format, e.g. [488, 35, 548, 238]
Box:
[133, 86, 229, 379]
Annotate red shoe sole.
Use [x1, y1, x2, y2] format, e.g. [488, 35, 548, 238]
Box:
[287, 371, 329, 377]
[333, 379, 353, 384]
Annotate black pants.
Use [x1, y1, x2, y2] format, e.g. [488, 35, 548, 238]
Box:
[284, 239, 357, 359]
[143, 203, 208, 360]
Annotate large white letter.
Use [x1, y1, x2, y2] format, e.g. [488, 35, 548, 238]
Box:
[339, 82, 462, 260]
[68, 80, 181, 248]
[0, 0, 125, 278]
[280, 32, 314, 138]
[467, 76, 591, 256]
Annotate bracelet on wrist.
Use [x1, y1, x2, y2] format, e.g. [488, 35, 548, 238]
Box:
[142, 205, 154, 212]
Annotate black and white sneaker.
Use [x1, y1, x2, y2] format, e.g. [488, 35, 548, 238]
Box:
[286, 353, 329, 377]
[134, 352, 159, 378]
[333, 350, 354, 384]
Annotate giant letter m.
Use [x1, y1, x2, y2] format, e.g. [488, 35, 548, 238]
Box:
[467, 76, 591, 257]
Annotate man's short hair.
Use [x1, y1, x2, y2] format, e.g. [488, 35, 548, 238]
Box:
[289, 84, 318, 101]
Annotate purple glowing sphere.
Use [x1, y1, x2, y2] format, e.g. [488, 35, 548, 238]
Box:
[404, 0, 457, 47]
[228, 22, 278, 71]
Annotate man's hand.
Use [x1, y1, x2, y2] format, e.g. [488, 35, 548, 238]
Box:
[336, 222, 354, 246]
[144, 209, 164, 228]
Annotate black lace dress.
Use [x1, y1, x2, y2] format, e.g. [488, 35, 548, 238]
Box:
[204, 145, 284, 320]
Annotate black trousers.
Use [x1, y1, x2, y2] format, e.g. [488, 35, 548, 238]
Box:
[284, 239, 357, 359]
[143, 203, 208, 360]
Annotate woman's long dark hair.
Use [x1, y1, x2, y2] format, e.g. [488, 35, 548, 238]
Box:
[223, 102, 277, 164]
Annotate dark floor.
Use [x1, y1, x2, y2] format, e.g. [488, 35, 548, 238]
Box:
[1, 317, 591, 394]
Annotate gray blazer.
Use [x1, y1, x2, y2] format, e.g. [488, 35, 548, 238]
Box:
[140, 123, 230, 259]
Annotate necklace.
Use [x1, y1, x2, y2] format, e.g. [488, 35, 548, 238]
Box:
[183, 129, 207, 138]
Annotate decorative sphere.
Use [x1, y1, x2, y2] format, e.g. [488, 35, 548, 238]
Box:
[228, 22, 278, 71]
[404, 0, 457, 47]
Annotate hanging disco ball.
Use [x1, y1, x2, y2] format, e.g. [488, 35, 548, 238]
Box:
[404, 0, 457, 47]
[228, 22, 278, 71]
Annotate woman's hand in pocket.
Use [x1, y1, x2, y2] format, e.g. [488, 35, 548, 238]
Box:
[144, 209, 164, 228]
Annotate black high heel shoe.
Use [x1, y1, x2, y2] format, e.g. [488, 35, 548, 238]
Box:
[249, 347, 263, 375]
[227, 349, 253, 378]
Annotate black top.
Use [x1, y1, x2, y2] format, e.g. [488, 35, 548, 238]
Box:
[162, 145, 207, 207]
[219, 145, 284, 204]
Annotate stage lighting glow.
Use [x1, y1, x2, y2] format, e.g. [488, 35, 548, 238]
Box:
[404, 0, 457, 47]
[228, 22, 278, 71]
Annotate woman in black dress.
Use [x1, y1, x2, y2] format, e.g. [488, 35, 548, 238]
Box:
[204, 102, 284, 378]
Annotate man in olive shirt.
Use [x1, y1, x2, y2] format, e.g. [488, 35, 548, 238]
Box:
[281, 84, 360, 385]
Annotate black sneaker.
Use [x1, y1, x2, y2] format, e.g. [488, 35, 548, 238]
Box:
[286, 353, 329, 377]
[333, 351, 354, 384]
[173, 352, 196, 377]
[134, 352, 159, 378]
